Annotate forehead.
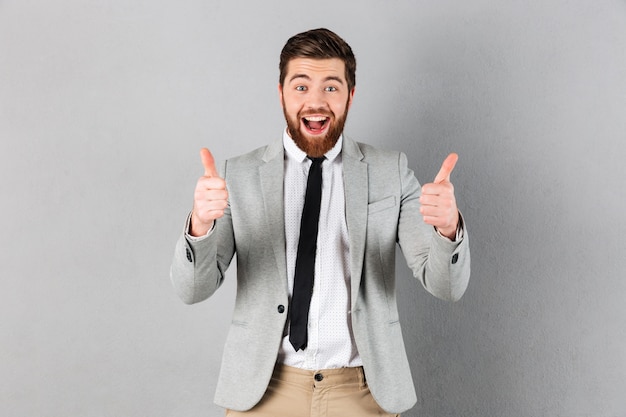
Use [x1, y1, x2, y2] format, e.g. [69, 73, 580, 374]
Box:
[285, 57, 346, 82]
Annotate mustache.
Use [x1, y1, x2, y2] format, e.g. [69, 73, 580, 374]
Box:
[299, 108, 334, 118]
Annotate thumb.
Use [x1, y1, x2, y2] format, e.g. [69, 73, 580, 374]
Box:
[200, 147, 219, 177]
[433, 153, 458, 183]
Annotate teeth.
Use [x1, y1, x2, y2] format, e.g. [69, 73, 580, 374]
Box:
[304, 116, 327, 122]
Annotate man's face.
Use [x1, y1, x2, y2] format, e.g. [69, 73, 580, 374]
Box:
[279, 57, 355, 157]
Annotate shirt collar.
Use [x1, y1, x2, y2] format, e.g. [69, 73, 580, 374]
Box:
[282, 128, 343, 163]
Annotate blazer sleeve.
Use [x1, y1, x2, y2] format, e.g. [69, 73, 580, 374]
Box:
[170, 161, 236, 304]
[397, 152, 470, 302]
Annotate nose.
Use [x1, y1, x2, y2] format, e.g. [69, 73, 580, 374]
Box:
[305, 88, 326, 111]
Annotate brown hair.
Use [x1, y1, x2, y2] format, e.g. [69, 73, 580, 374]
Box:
[279, 28, 356, 91]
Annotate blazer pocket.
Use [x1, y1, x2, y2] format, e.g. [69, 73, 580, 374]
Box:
[367, 196, 396, 215]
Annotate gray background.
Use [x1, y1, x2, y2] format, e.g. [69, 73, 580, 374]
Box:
[1, 1, 625, 416]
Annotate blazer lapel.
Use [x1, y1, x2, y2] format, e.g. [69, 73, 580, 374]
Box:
[259, 139, 288, 292]
[258, 136, 368, 306]
[342, 137, 368, 310]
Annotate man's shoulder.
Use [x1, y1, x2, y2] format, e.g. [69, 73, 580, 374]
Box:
[346, 136, 403, 163]
[226, 138, 282, 166]
[227, 146, 266, 164]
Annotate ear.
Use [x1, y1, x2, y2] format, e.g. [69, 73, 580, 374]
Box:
[347, 87, 356, 110]
[278, 83, 284, 108]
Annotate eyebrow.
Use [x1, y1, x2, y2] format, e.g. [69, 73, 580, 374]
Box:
[289, 74, 345, 85]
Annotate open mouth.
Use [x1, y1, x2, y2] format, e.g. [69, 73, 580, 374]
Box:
[302, 116, 329, 135]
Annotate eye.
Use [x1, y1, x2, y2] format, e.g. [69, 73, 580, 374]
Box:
[325, 86, 337, 92]
[295, 85, 307, 91]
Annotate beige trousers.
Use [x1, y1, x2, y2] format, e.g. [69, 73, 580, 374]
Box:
[225, 364, 399, 417]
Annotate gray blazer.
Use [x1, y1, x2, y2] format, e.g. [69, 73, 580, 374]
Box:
[170, 136, 470, 414]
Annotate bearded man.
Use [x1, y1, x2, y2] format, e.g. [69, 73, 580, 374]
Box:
[170, 28, 470, 417]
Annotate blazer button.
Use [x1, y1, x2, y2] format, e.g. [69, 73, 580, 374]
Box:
[186, 248, 193, 262]
[451, 253, 459, 264]
[277, 305, 285, 314]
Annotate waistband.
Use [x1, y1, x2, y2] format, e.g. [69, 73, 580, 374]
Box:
[273, 364, 366, 388]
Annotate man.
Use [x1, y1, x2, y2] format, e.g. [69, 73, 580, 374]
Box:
[171, 28, 470, 417]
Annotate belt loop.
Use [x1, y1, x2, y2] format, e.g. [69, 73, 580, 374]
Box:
[358, 366, 366, 389]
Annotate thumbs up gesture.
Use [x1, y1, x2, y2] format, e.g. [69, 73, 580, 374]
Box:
[190, 148, 229, 237]
[419, 153, 460, 240]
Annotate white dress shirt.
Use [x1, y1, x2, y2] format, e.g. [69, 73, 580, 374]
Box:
[277, 130, 362, 370]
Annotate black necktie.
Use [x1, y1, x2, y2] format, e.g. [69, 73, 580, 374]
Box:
[289, 156, 324, 352]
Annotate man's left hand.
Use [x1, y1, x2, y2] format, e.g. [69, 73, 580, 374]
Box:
[419, 153, 460, 240]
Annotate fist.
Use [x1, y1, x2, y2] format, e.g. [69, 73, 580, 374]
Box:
[419, 153, 460, 240]
[190, 148, 228, 237]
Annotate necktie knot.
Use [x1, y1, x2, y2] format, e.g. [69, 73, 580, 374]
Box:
[308, 156, 325, 166]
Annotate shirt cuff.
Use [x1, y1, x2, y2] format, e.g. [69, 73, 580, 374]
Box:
[184, 212, 214, 241]
[435, 212, 465, 242]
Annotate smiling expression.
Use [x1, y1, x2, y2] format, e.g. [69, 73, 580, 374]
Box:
[279, 57, 355, 157]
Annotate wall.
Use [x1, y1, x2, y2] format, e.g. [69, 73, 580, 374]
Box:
[1, 1, 625, 416]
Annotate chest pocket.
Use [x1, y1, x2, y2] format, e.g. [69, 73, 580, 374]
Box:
[367, 196, 396, 215]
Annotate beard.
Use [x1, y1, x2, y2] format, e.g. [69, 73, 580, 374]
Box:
[282, 98, 350, 158]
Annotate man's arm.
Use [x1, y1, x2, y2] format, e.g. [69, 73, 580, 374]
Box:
[398, 153, 470, 302]
[170, 149, 234, 304]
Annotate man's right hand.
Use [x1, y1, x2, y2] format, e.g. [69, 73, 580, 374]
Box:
[190, 148, 229, 237]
